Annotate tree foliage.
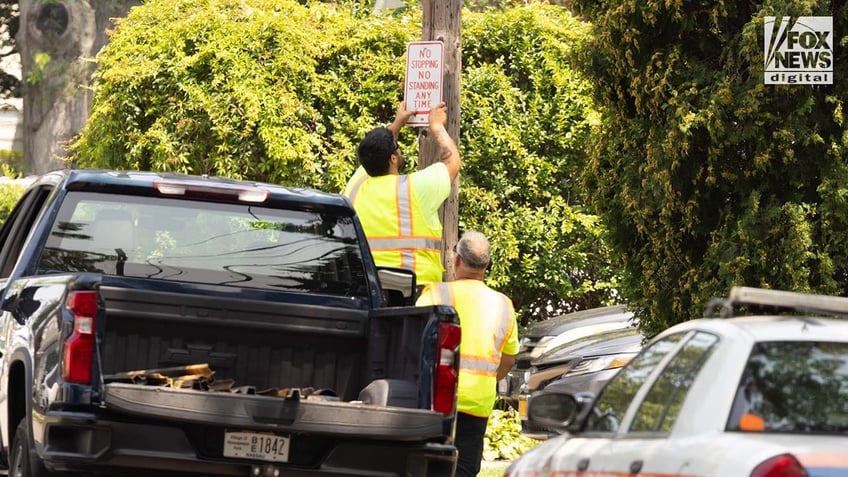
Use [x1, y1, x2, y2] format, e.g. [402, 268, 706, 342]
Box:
[461, 5, 619, 321]
[69, 0, 617, 324]
[571, 0, 848, 336]
[0, 0, 20, 98]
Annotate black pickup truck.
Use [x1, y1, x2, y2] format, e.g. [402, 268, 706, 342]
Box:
[0, 170, 460, 476]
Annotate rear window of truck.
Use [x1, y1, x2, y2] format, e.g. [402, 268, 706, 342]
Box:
[38, 191, 368, 297]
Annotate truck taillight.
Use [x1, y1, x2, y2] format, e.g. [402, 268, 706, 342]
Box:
[433, 322, 460, 416]
[153, 180, 269, 203]
[751, 454, 808, 477]
[62, 291, 98, 385]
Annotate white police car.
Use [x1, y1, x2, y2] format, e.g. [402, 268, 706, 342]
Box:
[506, 287, 848, 477]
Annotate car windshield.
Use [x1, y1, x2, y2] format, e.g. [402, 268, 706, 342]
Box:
[37, 191, 367, 297]
[727, 341, 848, 434]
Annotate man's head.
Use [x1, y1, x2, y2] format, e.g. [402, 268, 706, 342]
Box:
[357, 127, 403, 176]
[455, 230, 490, 276]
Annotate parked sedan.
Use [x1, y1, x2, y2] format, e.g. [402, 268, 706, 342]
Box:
[519, 326, 643, 439]
[540, 327, 643, 397]
[499, 305, 634, 409]
[506, 287, 848, 477]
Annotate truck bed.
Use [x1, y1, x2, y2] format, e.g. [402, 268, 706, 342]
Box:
[99, 286, 370, 401]
[98, 285, 435, 406]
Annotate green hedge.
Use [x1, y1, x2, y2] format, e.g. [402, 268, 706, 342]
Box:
[71, 0, 621, 324]
[0, 180, 27, 224]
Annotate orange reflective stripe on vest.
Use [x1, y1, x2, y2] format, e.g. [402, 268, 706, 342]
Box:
[346, 173, 368, 200]
[435, 283, 512, 377]
[347, 173, 443, 284]
[432, 281, 514, 416]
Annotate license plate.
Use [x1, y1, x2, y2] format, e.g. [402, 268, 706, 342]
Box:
[223, 431, 290, 463]
[518, 397, 528, 419]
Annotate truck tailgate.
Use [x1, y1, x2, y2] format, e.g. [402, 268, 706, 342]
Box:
[103, 383, 445, 440]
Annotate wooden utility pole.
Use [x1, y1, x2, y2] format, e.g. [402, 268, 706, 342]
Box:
[419, 0, 461, 280]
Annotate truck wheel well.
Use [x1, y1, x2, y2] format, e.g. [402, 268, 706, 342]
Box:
[8, 360, 26, 452]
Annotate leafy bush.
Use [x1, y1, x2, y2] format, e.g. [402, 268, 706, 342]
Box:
[483, 406, 539, 461]
[0, 164, 28, 223]
[70, 0, 620, 323]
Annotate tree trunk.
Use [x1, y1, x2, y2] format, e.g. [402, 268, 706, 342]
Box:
[420, 0, 461, 281]
[17, 0, 140, 174]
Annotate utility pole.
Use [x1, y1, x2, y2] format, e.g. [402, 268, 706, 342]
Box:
[419, 0, 461, 280]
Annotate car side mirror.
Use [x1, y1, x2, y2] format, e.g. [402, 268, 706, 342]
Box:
[377, 267, 417, 306]
[527, 390, 596, 434]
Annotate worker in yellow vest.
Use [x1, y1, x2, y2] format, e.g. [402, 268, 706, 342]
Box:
[343, 102, 460, 286]
[416, 230, 519, 477]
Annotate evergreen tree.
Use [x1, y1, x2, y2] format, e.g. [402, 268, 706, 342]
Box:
[571, 0, 848, 336]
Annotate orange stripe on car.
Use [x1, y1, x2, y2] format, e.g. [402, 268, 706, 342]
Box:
[796, 451, 848, 466]
[505, 471, 701, 477]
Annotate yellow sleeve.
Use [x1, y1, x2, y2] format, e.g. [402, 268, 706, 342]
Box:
[411, 163, 450, 214]
[502, 301, 520, 356]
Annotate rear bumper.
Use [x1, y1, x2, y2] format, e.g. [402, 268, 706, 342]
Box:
[36, 384, 457, 476]
[38, 415, 456, 476]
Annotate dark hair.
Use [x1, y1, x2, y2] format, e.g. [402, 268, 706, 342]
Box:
[357, 127, 395, 176]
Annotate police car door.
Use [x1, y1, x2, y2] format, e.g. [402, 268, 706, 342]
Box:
[598, 331, 720, 475]
[560, 332, 689, 474]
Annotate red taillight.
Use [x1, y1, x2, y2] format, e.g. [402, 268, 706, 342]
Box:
[751, 454, 808, 477]
[62, 291, 98, 385]
[433, 322, 461, 416]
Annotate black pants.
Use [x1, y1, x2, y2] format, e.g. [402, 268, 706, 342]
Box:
[454, 412, 489, 477]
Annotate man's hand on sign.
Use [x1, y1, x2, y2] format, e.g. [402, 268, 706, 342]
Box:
[388, 102, 416, 139]
[428, 102, 448, 130]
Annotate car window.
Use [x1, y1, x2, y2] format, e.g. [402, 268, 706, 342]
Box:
[629, 331, 719, 433]
[37, 191, 367, 297]
[583, 332, 686, 433]
[0, 186, 52, 278]
[727, 341, 848, 434]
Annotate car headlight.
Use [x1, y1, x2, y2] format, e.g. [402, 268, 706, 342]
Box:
[523, 363, 575, 392]
[566, 353, 636, 377]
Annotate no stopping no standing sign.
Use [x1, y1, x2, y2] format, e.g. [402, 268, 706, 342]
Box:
[405, 41, 444, 126]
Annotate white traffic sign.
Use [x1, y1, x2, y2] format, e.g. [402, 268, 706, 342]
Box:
[404, 41, 444, 126]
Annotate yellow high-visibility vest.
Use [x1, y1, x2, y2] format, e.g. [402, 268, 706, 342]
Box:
[344, 172, 444, 285]
[423, 280, 517, 417]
